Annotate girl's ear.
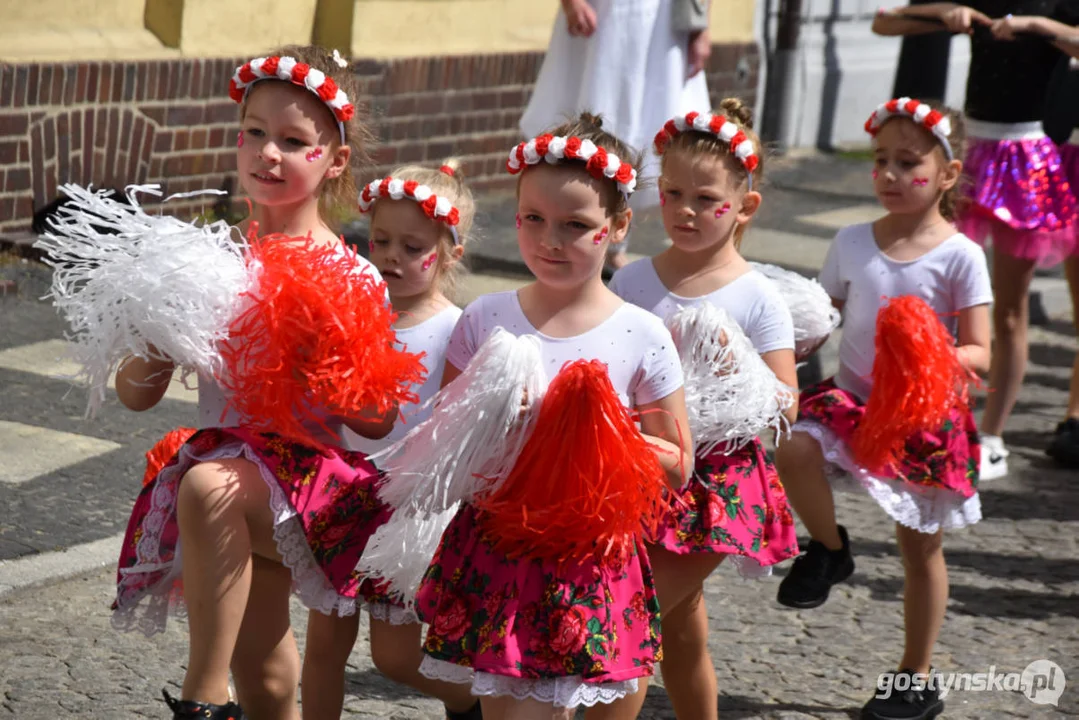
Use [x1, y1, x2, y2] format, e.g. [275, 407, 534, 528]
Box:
[737, 190, 762, 224]
[609, 208, 634, 247]
[939, 157, 963, 192]
[325, 143, 351, 180]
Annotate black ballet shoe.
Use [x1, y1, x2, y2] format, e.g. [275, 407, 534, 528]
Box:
[445, 700, 483, 720]
[162, 689, 244, 719]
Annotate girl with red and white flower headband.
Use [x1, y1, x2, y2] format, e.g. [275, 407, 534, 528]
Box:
[605, 98, 800, 720]
[300, 160, 480, 720]
[411, 112, 694, 719]
[111, 45, 403, 720]
[774, 99, 993, 720]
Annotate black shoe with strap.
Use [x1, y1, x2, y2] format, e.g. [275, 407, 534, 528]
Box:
[861, 669, 944, 720]
[776, 524, 854, 609]
[162, 689, 244, 720]
[446, 701, 483, 720]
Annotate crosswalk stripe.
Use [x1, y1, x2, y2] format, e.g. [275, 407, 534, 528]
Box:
[0, 339, 198, 404]
[0, 532, 123, 596]
[0, 420, 122, 485]
[797, 204, 885, 231]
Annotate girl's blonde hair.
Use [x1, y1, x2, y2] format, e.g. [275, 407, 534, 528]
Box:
[240, 44, 375, 228]
[370, 159, 475, 298]
[660, 98, 763, 247]
[533, 112, 644, 216]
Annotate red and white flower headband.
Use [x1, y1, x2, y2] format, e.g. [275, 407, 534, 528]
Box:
[506, 134, 638, 196]
[229, 55, 355, 144]
[864, 98, 953, 160]
[358, 176, 462, 245]
[653, 112, 760, 190]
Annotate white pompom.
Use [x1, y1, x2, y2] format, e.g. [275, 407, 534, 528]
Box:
[34, 184, 248, 416]
[750, 262, 841, 361]
[667, 303, 794, 455]
[370, 328, 546, 514]
[355, 506, 458, 606]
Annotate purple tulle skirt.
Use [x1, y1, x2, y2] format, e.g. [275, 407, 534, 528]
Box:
[957, 124, 1077, 267]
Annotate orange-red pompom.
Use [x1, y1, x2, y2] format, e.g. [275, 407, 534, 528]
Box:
[220, 236, 425, 447]
[142, 427, 197, 486]
[476, 360, 671, 566]
[851, 295, 973, 474]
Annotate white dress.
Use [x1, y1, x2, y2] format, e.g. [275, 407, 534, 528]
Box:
[520, 0, 711, 211]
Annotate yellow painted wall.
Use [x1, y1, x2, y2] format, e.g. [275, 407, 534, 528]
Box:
[348, 0, 754, 58]
[0, 0, 755, 61]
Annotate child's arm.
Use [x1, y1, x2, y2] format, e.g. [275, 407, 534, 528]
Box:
[638, 389, 695, 489]
[955, 303, 991, 375]
[760, 349, 799, 424]
[873, 3, 990, 36]
[340, 404, 398, 439]
[115, 353, 175, 412]
[990, 14, 1079, 57]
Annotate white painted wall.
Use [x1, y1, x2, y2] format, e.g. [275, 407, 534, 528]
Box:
[756, 0, 972, 149]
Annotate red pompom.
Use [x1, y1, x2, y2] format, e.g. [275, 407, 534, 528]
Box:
[220, 236, 426, 447]
[143, 427, 197, 486]
[476, 360, 672, 566]
[851, 295, 973, 474]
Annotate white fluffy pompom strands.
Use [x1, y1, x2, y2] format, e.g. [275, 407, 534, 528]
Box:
[33, 184, 247, 416]
[355, 506, 459, 607]
[370, 328, 547, 516]
[750, 262, 841, 361]
[667, 303, 795, 455]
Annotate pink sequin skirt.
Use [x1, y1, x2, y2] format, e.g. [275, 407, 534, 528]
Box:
[652, 439, 798, 569]
[1058, 141, 1079, 252]
[112, 427, 390, 635]
[957, 122, 1077, 267]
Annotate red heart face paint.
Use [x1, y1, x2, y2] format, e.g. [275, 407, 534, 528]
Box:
[872, 168, 879, 180]
[515, 213, 522, 229]
[237, 131, 244, 148]
[593, 226, 609, 245]
[422, 252, 438, 271]
[714, 202, 731, 218]
[912, 177, 929, 187]
[659, 191, 666, 207]
[305, 147, 323, 163]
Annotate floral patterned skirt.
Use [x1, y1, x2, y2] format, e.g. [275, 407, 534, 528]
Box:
[794, 379, 982, 534]
[653, 439, 798, 574]
[112, 427, 389, 635]
[414, 504, 660, 707]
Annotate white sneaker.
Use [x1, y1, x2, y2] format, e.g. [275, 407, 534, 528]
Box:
[979, 435, 1010, 481]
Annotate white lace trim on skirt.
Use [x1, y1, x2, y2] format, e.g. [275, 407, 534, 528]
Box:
[794, 420, 982, 533]
[419, 657, 639, 708]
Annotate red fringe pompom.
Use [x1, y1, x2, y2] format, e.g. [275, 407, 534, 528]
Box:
[142, 427, 197, 486]
[476, 359, 672, 566]
[220, 236, 425, 447]
[851, 295, 973, 474]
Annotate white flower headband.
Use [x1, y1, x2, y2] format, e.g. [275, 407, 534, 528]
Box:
[358, 170, 462, 245]
[653, 112, 760, 190]
[229, 54, 355, 145]
[865, 98, 954, 160]
[506, 134, 638, 196]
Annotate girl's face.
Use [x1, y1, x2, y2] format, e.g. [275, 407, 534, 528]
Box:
[872, 118, 960, 215]
[516, 164, 630, 289]
[369, 199, 455, 299]
[237, 81, 350, 209]
[659, 150, 760, 253]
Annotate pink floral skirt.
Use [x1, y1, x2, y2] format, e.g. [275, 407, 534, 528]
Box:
[793, 379, 981, 533]
[957, 135, 1076, 267]
[414, 504, 660, 706]
[1058, 142, 1079, 252]
[653, 439, 798, 572]
[112, 427, 389, 635]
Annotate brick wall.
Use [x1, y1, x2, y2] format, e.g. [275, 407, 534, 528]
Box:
[0, 43, 759, 235]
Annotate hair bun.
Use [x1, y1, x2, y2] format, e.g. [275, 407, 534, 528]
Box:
[578, 111, 606, 131]
[719, 98, 754, 129]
